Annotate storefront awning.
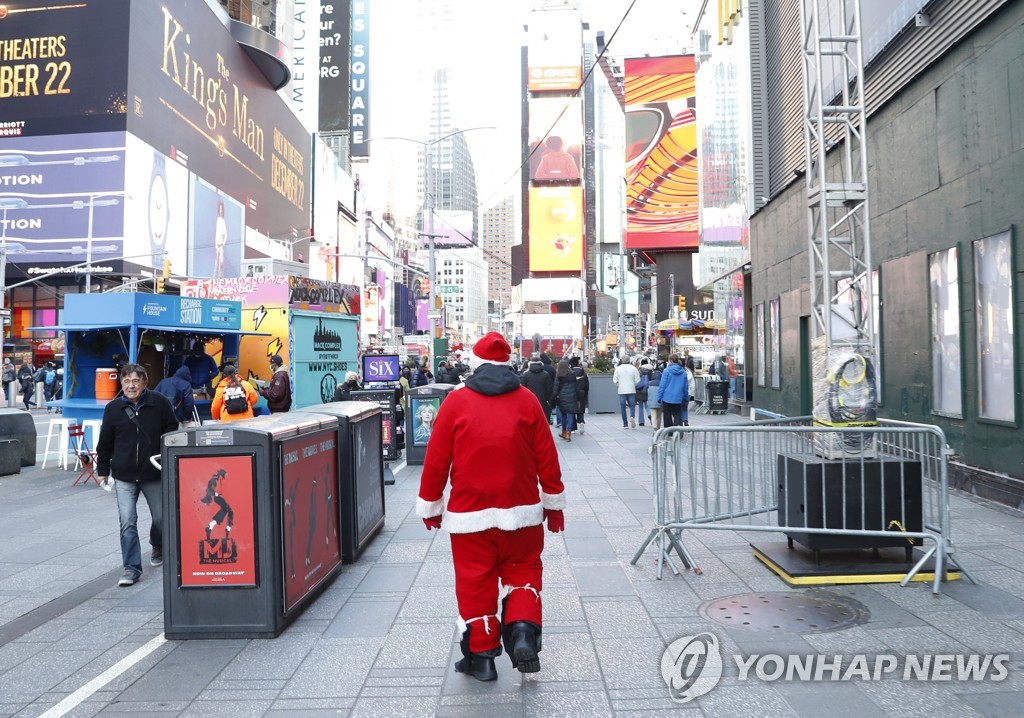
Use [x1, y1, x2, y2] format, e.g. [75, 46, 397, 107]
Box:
[656, 318, 679, 331]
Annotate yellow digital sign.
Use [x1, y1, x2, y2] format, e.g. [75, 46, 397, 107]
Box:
[529, 186, 584, 272]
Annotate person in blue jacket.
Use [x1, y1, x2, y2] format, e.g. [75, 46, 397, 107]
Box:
[656, 354, 690, 428]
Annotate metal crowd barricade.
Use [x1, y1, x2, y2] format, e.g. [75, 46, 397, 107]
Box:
[631, 417, 975, 594]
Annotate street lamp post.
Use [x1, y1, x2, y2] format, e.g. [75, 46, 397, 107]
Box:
[365, 126, 494, 348]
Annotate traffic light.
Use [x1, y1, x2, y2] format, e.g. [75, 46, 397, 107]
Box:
[677, 295, 687, 315]
[156, 278, 165, 293]
[162, 257, 172, 279]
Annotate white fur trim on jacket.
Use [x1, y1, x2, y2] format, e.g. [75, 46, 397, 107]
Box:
[540, 491, 565, 510]
[416, 496, 445, 519]
[442, 501, 543, 534]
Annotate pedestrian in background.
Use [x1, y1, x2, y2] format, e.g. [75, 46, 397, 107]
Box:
[569, 356, 589, 435]
[657, 354, 690, 428]
[211, 364, 258, 422]
[552, 360, 581, 441]
[648, 360, 664, 429]
[333, 370, 362, 401]
[613, 356, 641, 428]
[520, 354, 553, 423]
[17, 361, 35, 410]
[95, 363, 179, 587]
[2, 359, 16, 407]
[154, 366, 196, 427]
[260, 354, 292, 412]
[417, 332, 564, 681]
[635, 358, 652, 427]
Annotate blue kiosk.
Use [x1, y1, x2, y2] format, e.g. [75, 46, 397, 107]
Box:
[31, 293, 266, 424]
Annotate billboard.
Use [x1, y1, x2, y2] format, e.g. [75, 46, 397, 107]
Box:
[126, 0, 311, 242]
[624, 56, 698, 250]
[290, 311, 358, 407]
[422, 209, 474, 248]
[349, 1, 370, 158]
[0, 0, 130, 137]
[189, 176, 245, 280]
[529, 97, 582, 182]
[527, 8, 582, 92]
[528, 186, 583, 272]
[0, 131, 125, 270]
[318, 0, 350, 133]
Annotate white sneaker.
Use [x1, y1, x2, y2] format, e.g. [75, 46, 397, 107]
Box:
[102, 477, 113, 492]
[630, 417, 636, 428]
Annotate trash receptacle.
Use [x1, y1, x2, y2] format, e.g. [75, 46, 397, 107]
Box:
[309, 401, 386, 564]
[162, 412, 343, 639]
[405, 383, 457, 466]
[706, 380, 729, 414]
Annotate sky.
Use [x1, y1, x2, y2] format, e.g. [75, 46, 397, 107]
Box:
[363, 0, 692, 217]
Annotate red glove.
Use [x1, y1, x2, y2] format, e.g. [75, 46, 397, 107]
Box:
[423, 516, 442, 531]
[544, 509, 564, 533]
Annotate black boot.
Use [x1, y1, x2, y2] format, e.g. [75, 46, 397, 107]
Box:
[454, 625, 501, 682]
[502, 620, 542, 674]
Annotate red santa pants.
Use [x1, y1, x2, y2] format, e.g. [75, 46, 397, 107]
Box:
[450, 524, 544, 653]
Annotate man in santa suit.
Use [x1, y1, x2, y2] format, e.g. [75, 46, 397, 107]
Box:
[417, 332, 565, 681]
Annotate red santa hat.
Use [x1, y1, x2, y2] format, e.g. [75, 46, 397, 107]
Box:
[469, 332, 511, 371]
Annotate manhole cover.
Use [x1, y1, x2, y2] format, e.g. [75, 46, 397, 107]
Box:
[699, 591, 869, 633]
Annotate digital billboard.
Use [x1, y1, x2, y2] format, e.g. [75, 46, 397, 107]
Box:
[624, 55, 698, 250]
[0, 0, 130, 137]
[189, 176, 245, 280]
[122, 133, 190, 275]
[125, 0, 311, 242]
[529, 97, 582, 182]
[349, 0, 370, 158]
[318, 0, 350, 133]
[527, 7, 582, 92]
[422, 209, 474, 248]
[362, 354, 401, 383]
[0, 131, 125, 270]
[528, 186, 583, 273]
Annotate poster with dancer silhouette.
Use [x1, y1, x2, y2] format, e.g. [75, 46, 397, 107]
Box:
[281, 430, 340, 612]
[177, 454, 257, 587]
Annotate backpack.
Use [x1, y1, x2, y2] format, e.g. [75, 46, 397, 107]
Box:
[222, 379, 248, 415]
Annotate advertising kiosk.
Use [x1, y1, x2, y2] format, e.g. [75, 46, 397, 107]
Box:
[405, 383, 458, 466]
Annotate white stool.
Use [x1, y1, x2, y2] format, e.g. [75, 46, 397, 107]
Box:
[42, 418, 72, 470]
[72, 420, 103, 471]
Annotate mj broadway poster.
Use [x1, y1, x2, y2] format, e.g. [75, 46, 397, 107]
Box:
[177, 454, 257, 587]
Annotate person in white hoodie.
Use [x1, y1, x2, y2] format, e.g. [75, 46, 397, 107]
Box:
[612, 356, 641, 428]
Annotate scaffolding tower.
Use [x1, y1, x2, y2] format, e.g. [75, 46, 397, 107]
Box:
[799, 0, 878, 449]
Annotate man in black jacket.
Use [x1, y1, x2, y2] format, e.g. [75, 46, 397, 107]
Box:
[520, 355, 554, 422]
[96, 363, 179, 587]
[260, 354, 292, 413]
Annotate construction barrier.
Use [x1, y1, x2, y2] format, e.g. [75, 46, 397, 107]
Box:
[631, 417, 974, 594]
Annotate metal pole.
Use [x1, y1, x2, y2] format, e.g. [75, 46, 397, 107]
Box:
[426, 141, 437, 342]
[618, 247, 626, 357]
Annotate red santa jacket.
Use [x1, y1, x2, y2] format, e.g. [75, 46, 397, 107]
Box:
[416, 363, 564, 534]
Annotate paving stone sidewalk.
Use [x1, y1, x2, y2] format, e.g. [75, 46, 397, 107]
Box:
[0, 408, 1022, 717]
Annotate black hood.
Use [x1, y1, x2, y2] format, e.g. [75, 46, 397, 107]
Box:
[540, 354, 552, 365]
[528, 362, 544, 373]
[464, 363, 522, 396]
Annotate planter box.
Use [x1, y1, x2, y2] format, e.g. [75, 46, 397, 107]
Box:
[587, 373, 619, 414]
